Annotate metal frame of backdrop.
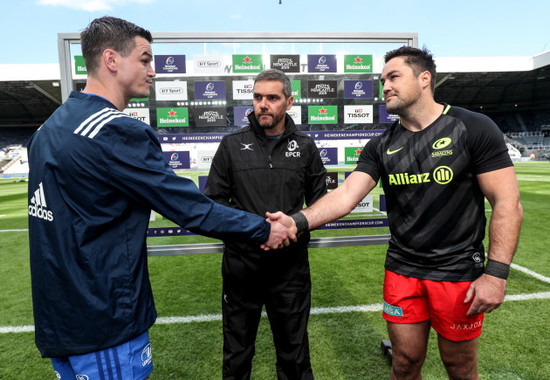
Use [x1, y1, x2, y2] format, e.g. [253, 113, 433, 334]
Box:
[56, 32, 417, 255]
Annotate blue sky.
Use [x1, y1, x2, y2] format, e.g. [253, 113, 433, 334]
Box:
[2, 0, 549, 64]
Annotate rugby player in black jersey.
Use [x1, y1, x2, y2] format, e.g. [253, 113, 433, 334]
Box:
[268, 46, 523, 379]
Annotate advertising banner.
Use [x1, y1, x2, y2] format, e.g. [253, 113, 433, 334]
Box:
[193, 54, 225, 74]
[379, 104, 399, 123]
[325, 172, 338, 190]
[154, 55, 186, 74]
[318, 147, 338, 165]
[74, 56, 87, 75]
[197, 150, 217, 170]
[123, 107, 150, 125]
[344, 80, 373, 99]
[155, 80, 188, 101]
[233, 54, 263, 73]
[193, 107, 228, 127]
[307, 80, 337, 99]
[308, 106, 338, 124]
[344, 55, 373, 73]
[156, 107, 189, 127]
[232, 80, 254, 100]
[307, 54, 337, 72]
[270, 54, 300, 73]
[344, 146, 363, 164]
[194, 81, 226, 100]
[287, 106, 302, 125]
[344, 105, 373, 124]
[163, 151, 190, 169]
[234, 106, 254, 126]
[351, 195, 374, 213]
[291, 80, 301, 98]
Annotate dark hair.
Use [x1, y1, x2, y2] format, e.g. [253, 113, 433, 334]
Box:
[384, 46, 437, 93]
[254, 69, 292, 98]
[81, 16, 153, 75]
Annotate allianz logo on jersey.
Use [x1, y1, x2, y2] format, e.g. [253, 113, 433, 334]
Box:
[388, 166, 454, 186]
[28, 182, 54, 222]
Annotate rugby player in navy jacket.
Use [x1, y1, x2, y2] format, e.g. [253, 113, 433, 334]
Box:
[27, 16, 295, 380]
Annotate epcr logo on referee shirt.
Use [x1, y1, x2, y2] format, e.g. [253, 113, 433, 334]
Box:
[286, 140, 300, 158]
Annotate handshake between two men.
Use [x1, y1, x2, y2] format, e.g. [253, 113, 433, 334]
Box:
[262, 211, 301, 250]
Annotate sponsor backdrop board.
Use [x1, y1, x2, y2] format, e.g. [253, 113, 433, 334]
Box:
[60, 33, 419, 235]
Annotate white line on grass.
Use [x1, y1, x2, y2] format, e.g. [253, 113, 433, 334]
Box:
[3, 293, 550, 334]
[511, 263, 550, 283]
[0, 229, 28, 232]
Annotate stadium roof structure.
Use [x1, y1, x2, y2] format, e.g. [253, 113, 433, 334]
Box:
[0, 51, 549, 129]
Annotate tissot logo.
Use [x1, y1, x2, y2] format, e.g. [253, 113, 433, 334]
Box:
[344, 105, 373, 124]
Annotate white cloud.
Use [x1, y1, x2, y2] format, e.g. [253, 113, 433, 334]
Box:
[37, 0, 155, 12]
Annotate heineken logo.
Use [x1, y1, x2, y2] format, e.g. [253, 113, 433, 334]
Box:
[157, 107, 188, 127]
[308, 106, 338, 124]
[233, 54, 263, 73]
[344, 55, 373, 72]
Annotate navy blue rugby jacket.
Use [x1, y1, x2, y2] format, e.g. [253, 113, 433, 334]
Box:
[27, 91, 270, 357]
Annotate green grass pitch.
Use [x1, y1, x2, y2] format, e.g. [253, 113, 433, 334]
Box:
[1, 161, 549, 379]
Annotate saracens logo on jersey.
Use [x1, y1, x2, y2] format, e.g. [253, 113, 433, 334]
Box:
[431, 137, 454, 158]
[286, 140, 300, 158]
[28, 182, 54, 222]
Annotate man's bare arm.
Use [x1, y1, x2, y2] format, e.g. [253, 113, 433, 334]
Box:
[465, 166, 523, 316]
[268, 171, 377, 231]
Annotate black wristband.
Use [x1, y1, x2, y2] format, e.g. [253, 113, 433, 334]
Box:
[290, 212, 309, 234]
[484, 259, 510, 280]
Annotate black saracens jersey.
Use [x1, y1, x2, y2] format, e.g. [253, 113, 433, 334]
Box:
[355, 104, 512, 281]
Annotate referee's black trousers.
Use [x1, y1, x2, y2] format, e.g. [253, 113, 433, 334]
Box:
[221, 247, 314, 380]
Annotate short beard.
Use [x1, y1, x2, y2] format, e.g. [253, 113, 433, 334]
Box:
[386, 102, 405, 116]
[257, 113, 284, 130]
